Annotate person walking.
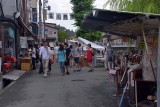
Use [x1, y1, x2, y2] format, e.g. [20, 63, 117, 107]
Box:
[69, 45, 74, 68]
[39, 42, 50, 78]
[48, 47, 54, 74]
[64, 43, 71, 75]
[86, 44, 94, 72]
[72, 42, 81, 71]
[31, 45, 36, 70]
[54, 42, 59, 62]
[39, 43, 44, 74]
[58, 44, 66, 76]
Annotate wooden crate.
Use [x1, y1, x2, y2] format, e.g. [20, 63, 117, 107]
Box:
[20, 58, 31, 63]
[21, 63, 31, 71]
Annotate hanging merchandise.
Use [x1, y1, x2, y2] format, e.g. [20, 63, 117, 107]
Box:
[142, 27, 157, 82]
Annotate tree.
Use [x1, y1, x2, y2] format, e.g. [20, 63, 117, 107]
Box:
[105, 0, 160, 14]
[70, 0, 102, 41]
[58, 30, 68, 42]
[76, 29, 102, 41]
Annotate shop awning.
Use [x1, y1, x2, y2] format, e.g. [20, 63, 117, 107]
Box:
[18, 17, 38, 41]
[78, 37, 105, 51]
[82, 9, 160, 38]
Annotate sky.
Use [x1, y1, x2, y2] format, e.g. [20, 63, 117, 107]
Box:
[46, 0, 109, 31]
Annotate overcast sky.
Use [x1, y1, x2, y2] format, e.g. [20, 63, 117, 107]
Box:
[46, 0, 109, 31]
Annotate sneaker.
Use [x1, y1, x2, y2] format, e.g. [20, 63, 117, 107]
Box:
[88, 69, 93, 72]
[44, 75, 47, 78]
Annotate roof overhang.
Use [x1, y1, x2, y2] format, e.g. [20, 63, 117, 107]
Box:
[82, 9, 160, 39]
[18, 17, 38, 41]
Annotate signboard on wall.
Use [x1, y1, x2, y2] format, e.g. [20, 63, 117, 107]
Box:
[32, 8, 37, 22]
[20, 37, 28, 48]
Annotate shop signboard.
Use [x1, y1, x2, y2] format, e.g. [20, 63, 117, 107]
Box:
[20, 37, 28, 48]
[32, 8, 37, 22]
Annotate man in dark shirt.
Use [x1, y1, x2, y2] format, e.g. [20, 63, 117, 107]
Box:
[64, 43, 71, 75]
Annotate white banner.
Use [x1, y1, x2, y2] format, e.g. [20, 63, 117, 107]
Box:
[48, 13, 74, 20]
[20, 37, 28, 48]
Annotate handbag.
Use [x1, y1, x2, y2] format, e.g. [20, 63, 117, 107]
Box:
[49, 59, 53, 64]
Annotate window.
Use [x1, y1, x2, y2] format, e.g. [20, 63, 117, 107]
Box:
[54, 32, 56, 34]
[49, 31, 52, 35]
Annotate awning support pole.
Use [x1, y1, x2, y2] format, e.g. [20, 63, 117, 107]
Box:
[157, 24, 160, 106]
[142, 27, 157, 82]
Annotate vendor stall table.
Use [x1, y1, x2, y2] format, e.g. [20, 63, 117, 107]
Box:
[19, 57, 31, 71]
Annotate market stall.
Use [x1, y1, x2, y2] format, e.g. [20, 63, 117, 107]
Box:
[19, 37, 32, 71]
[77, 37, 107, 68]
[82, 9, 160, 107]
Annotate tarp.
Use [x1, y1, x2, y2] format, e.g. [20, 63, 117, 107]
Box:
[82, 9, 160, 39]
[78, 37, 104, 51]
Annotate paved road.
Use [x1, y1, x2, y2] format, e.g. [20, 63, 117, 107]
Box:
[0, 63, 117, 107]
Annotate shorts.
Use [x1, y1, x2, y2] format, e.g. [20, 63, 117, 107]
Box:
[65, 59, 70, 66]
[108, 57, 113, 62]
[74, 57, 79, 63]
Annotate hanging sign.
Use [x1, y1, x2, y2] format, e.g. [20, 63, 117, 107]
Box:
[32, 8, 37, 22]
[20, 37, 28, 48]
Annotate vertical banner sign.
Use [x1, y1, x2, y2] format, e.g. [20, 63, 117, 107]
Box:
[32, 8, 37, 22]
[56, 13, 61, 20]
[63, 14, 68, 20]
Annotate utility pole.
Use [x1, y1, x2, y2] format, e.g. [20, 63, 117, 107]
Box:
[43, 0, 46, 41]
[39, 0, 42, 43]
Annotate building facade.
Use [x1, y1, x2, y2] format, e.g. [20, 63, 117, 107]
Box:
[45, 23, 58, 47]
[0, 0, 37, 74]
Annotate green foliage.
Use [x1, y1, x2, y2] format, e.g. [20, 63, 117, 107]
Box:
[70, 0, 93, 27]
[76, 29, 102, 42]
[105, 0, 160, 14]
[58, 30, 68, 42]
[71, 0, 102, 41]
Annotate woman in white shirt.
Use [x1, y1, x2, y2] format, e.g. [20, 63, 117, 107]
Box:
[31, 45, 36, 70]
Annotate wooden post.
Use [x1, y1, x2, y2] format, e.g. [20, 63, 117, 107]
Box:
[157, 24, 160, 106]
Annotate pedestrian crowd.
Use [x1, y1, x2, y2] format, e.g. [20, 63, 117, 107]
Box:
[29, 41, 94, 78]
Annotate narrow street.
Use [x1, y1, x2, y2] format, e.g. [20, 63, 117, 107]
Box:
[0, 63, 117, 107]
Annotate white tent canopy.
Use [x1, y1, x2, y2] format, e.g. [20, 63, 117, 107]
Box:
[78, 37, 105, 51]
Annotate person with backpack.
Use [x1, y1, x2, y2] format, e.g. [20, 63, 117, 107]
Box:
[58, 44, 66, 76]
[64, 43, 71, 75]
